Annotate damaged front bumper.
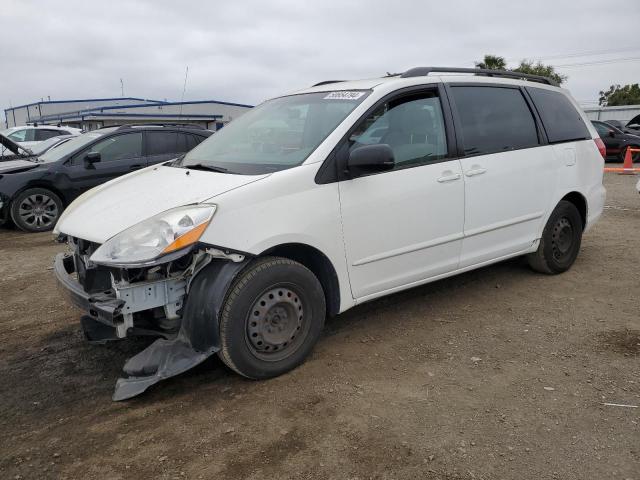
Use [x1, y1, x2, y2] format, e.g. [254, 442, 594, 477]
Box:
[54, 253, 186, 339]
[54, 246, 249, 401]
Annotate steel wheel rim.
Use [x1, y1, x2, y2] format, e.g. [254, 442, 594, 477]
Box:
[551, 217, 573, 260]
[18, 194, 58, 228]
[246, 285, 309, 362]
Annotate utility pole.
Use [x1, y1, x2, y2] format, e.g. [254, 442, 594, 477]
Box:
[120, 78, 124, 97]
[179, 66, 189, 116]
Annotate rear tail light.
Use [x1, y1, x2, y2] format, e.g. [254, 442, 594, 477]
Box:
[594, 137, 606, 159]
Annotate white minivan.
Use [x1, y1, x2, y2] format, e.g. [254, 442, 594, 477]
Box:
[54, 67, 606, 400]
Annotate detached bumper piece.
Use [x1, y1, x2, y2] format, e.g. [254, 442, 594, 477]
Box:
[54, 252, 248, 401]
[80, 315, 120, 344]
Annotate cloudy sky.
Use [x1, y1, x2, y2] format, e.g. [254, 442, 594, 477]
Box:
[1, 0, 639, 117]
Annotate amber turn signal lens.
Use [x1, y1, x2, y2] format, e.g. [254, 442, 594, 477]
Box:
[162, 221, 210, 254]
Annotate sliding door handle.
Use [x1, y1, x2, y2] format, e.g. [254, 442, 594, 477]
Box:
[465, 167, 487, 177]
[437, 173, 462, 183]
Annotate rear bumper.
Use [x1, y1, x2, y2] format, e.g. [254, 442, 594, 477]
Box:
[54, 253, 123, 326]
[585, 183, 606, 233]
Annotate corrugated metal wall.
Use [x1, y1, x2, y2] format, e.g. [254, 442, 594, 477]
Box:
[4, 98, 162, 128]
[4, 98, 252, 129]
[583, 105, 640, 122]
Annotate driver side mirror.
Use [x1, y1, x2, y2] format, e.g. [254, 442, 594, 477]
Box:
[347, 144, 395, 178]
[84, 151, 101, 168]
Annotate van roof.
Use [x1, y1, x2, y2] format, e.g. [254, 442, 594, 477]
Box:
[296, 67, 561, 96]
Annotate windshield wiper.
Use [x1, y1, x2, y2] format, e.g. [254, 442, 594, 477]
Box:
[183, 163, 229, 173]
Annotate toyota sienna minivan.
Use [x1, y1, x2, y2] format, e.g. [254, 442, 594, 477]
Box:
[53, 67, 606, 400]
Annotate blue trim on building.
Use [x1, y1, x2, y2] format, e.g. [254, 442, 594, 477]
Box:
[5, 98, 251, 127]
[36, 101, 251, 123]
[166, 99, 254, 108]
[36, 102, 180, 121]
[8, 98, 252, 116]
[7, 97, 165, 111]
[84, 113, 223, 119]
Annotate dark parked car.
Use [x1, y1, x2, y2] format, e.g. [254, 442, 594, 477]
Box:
[591, 120, 640, 162]
[627, 114, 640, 133]
[602, 119, 637, 134]
[0, 124, 212, 232]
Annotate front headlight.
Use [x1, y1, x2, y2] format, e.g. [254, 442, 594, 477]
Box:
[90, 204, 216, 266]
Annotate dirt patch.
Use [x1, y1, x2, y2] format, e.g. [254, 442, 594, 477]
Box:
[1, 173, 639, 480]
[597, 329, 640, 355]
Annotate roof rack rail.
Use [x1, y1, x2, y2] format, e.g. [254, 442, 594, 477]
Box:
[312, 80, 346, 87]
[400, 67, 557, 86]
[114, 123, 206, 130]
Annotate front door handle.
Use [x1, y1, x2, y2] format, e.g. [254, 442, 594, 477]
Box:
[129, 164, 143, 171]
[437, 172, 461, 183]
[465, 167, 487, 177]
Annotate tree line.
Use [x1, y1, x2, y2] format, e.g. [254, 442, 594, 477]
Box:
[474, 54, 640, 107]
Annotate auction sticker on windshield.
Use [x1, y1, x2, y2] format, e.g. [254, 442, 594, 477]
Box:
[323, 91, 367, 100]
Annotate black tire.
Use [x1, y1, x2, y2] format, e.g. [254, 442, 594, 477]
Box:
[527, 200, 583, 274]
[218, 257, 326, 379]
[10, 188, 63, 233]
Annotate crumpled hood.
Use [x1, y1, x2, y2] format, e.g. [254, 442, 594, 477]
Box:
[56, 165, 270, 243]
[0, 159, 39, 174]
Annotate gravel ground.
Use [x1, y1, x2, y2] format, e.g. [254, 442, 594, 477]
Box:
[0, 173, 638, 480]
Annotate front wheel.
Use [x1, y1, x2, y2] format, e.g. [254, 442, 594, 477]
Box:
[218, 257, 326, 379]
[10, 188, 63, 233]
[527, 200, 583, 274]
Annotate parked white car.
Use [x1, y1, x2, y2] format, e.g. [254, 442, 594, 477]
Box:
[0, 125, 81, 156]
[53, 67, 606, 400]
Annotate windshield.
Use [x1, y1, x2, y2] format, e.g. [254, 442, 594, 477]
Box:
[39, 131, 107, 162]
[30, 136, 72, 155]
[180, 90, 370, 174]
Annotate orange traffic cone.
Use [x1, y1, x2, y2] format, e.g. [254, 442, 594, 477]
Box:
[621, 147, 637, 175]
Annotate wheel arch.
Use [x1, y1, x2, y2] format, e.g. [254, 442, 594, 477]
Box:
[260, 243, 341, 317]
[561, 191, 587, 229]
[12, 182, 67, 206]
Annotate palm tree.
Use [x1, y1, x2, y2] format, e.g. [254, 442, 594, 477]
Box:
[475, 55, 507, 70]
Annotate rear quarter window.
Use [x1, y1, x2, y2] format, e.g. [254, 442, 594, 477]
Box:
[449, 86, 539, 156]
[527, 87, 590, 144]
[175, 132, 206, 152]
[35, 129, 62, 141]
[146, 131, 179, 155]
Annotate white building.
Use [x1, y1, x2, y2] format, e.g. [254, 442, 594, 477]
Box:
[583, 104, 640, 123]
[4, 97, 253, 131]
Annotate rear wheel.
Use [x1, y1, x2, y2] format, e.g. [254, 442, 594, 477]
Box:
[218, 257, 326, 379]
[527, 200, 583, 274]
[10, 188, 63, 233]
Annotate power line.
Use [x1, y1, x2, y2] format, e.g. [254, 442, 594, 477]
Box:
[554, 56, 640, 68]
[519, 46, 640, 62]
[466, 47, 640, 69]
